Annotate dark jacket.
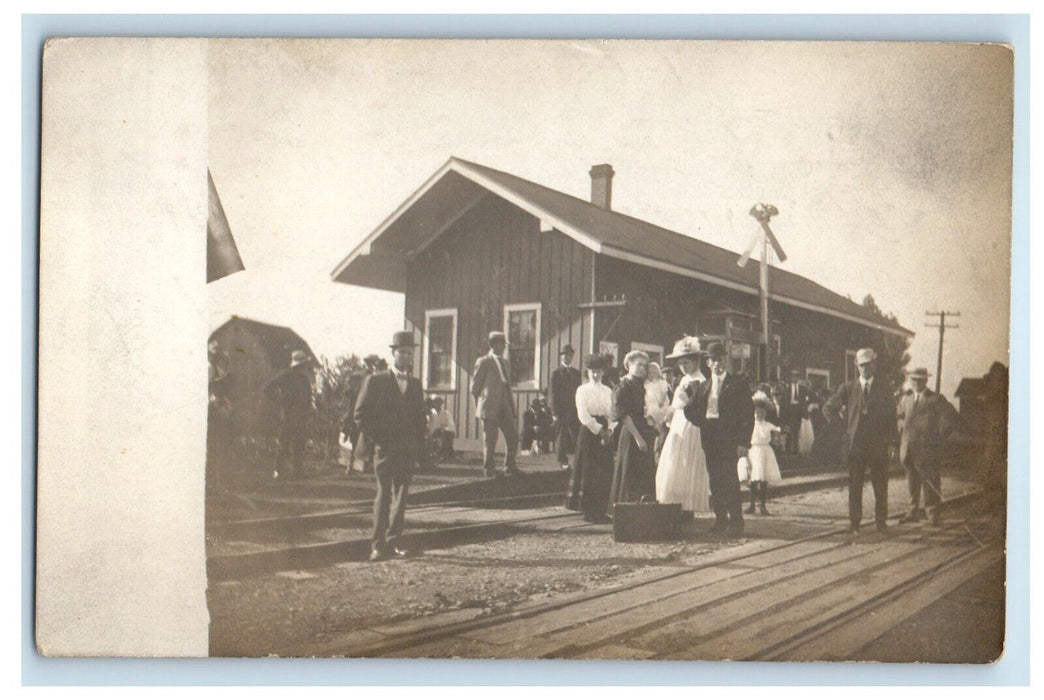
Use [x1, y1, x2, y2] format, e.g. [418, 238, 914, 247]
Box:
[823, 377, 899, 450]
[897, 389, 958, 465]
[263, 367, 313, 427]
[353, 370, 427, 464]
[686, 372, 754, 451]
[549, 365, 582, 426]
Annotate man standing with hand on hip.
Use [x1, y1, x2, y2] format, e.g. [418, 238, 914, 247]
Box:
[354, 331, 427, 561]
[471, 331, 520, 478]
[824, 348, 899, 534]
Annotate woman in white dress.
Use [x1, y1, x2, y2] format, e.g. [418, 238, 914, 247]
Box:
[655, 336, 711, 515]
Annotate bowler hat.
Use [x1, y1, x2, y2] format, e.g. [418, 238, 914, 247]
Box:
[488, 331, 507, 345]
[855, 348, 877, 365]
[560, 344, 575, 355]
[907, 367, 931, 380]
[706, 341, 726, 360]
[389, 331, 417, 349]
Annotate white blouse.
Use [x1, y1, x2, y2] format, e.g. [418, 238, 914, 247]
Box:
[575, 381, 617, 436]
[670, 371, 706, 410]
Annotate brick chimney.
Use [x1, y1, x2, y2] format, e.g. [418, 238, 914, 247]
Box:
[589, 164, 615, 211]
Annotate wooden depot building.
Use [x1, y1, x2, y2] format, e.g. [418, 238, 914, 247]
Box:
[332, 158, 913, 449]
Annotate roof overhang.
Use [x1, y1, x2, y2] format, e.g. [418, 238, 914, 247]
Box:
[331, 158, 913, 340]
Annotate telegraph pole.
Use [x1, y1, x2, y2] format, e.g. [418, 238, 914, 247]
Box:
[743, 204, 787, 382]
[925, 310, 960, 394]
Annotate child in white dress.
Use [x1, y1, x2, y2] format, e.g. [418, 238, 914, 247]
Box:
[746, 393, 783, 515]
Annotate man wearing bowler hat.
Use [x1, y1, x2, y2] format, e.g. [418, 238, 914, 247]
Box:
[824, 348, 899, 534]
[471, 331, 520, 477]
[686, 341, 753, 536]
[353, 331, 427, 561]
[896, 366, 958, 526]
[549, 344, 583, 471]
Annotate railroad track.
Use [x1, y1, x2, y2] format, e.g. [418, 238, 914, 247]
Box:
[289, 489, 997, 660]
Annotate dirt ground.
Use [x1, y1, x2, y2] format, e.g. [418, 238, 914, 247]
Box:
[207, 472, 992, 658]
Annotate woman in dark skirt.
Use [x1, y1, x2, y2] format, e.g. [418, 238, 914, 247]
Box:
[608, 350, 658, 515]
[565, 355, 617, 522]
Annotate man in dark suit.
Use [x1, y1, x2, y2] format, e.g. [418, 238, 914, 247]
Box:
[896, 367, 958, 526]
[471, 331, 520, 477]
[263, 349, 315, 480]
[824, 348, 899, 534]
[549, 345, 582, 470]
[685, 342, 754, 536]
[354, 331, 428, 561]
[782, 370, 809, 454]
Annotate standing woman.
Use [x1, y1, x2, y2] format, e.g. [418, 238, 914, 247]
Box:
[564, 355, 617, 522]
[655, 336, 711, 516]
[608, 350, 657, 514]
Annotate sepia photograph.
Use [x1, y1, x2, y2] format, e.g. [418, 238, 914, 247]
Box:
[37, 36, 1015, 666]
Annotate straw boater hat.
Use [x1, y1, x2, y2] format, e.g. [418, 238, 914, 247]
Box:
[907, 367, 931, 381]
[855, 348, 877, 365]
[666, 335, 703, 360]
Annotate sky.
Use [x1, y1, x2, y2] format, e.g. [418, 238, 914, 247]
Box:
[207, 39, 1013, 399]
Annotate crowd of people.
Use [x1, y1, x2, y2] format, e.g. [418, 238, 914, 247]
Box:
[211, 325, 969, 561]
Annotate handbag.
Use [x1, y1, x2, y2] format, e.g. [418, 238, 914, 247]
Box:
[613, 495, 682, 543]
[737, 455, 752, 482]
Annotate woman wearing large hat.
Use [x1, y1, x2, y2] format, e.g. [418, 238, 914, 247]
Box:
[564, 354, 617, 522]
[654, 336, 711, 516]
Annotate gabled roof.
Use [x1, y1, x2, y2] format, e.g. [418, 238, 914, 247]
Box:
[332, 157, 913, 338]
[210, 316, 316, 368]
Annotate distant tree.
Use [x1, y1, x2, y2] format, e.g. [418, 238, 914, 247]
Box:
[313, 354, 365, 464]
[862, 294, 911, 390]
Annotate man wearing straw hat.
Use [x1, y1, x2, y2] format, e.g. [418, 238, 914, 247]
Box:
[824, 348, 898, 534]
[896, 366, 959, 526]
[264, 349, 316, 480]
[354, 331, 427, 561]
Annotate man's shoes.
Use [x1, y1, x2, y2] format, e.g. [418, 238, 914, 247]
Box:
[759, 504, 770, 516]
[846, 524, 861, 535]
[368, 549, 387, 562]
[390, 547, 411, 558]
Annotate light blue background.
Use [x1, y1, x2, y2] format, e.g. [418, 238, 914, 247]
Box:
[22, 13, 1030, 686]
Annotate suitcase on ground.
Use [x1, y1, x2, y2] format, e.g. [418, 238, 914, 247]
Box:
[612, 498, 682, 542]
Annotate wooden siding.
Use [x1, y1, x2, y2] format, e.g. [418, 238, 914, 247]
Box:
[594, 255, 884, 385]
[405, 194, 593, 447]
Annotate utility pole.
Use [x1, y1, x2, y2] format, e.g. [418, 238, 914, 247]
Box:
[925, 310, 960, 394]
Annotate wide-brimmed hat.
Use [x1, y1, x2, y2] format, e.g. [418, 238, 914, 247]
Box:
[584, 353, 607, 370]
[290, 350, 312, 368]
[666, 335, 703, 360]
[706, 341, 726, 360]
[855, 348, 877, 365]
[487, 331, 508, 346]
[389, 331, 417, 349]
[752, 390, 773, 409]
[907, 367, 931, 380]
